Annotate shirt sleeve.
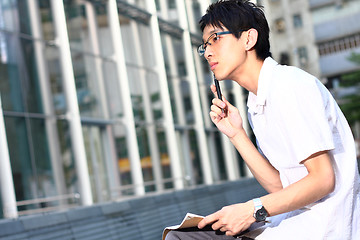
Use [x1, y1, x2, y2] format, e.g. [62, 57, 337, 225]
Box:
[272, 73, 335, 164]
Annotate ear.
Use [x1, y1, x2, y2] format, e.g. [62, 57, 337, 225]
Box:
[245, 28, 258, 51]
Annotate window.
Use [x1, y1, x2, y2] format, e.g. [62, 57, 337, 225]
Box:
[293, 14, 303, 28]
[275, 18, 286, 33]
[297, 47, 308, 68]
[280, 52, 290, 66]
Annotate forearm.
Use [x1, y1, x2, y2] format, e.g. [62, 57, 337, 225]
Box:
[261, 170, 334, 217]
[230, 130, 282, 193]
[261, 151, 335, 217]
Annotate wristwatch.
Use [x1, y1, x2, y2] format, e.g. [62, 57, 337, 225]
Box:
[253, 198, 268, 222]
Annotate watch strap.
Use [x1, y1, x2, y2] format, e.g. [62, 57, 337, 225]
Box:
[253, 198, 263, 211]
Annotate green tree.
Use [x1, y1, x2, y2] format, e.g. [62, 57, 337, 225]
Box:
[338, 52, 360, 126]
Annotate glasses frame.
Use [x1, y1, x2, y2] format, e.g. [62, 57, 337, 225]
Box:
[197, 31, 232, 56]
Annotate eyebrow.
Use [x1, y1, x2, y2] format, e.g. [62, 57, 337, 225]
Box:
[202, 28, 223, 42]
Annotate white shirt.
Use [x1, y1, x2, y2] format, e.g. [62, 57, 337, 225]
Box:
[246, 57, 360, 239]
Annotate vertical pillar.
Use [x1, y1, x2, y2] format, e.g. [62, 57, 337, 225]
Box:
[0, 96, 18, 218]
[158, 0, 194, 186]
[176, 0, 213, 184]
[126, 0, 164, 191]
[146, 0, 184, 189]
[108, 0, 145, 195]
[50, 0, 93, 205]
[27, 0, 67, 202]
[84, 1, 121, 196]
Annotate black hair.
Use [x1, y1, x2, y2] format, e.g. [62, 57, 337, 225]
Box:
[199, 0, 271, 60]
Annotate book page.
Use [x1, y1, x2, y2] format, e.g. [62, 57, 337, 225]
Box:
[162, 213, 204, 240]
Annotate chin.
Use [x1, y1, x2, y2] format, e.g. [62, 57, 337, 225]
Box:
[214, 74, 226, 81]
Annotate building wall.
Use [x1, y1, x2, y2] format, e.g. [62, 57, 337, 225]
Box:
[261, 0, 321, 78]
[0, 0, 251, 218]
[310, 0, 360, 78]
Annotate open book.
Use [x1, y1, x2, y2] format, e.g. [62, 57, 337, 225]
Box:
[162, 213, 204, 240]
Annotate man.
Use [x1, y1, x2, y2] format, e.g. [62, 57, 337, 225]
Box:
[165, 0, 360, 239]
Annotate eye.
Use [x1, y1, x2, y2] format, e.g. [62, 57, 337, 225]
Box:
[213, 35, 220, 42]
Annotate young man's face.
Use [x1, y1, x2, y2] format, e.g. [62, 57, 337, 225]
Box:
[202, 25, 247, 81]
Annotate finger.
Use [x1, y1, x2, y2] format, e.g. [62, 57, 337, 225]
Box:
[210, 84, 217, 97]
[210, 105, 226, 121]
[222, 96, 238, 114]
[212, 98, 226, 110]
[212, 221, 225, 231]
[198, 213, 219, 229]
[209, 111, 221, 123]
[225, 231, 235, 236]
[210, 104, 224, 116]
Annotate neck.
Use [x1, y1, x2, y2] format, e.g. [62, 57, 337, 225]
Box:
[233, 55, 264, 95]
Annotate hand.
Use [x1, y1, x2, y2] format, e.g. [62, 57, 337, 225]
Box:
[198, 201, 255, 236]
[209, 84, 243, 138]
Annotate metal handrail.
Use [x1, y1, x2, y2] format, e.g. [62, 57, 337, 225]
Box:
[16, 193, 80, 207]
[111, 176, 192, 192]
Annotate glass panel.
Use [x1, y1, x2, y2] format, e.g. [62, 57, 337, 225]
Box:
[157, 128, 172, 189]
[5, 116, 33, 205]
[39, 0, 55, 41]
[57, 119, 78, 196]
[167, 77, 179, 124]
[29, 118, 55, 198]
[0, 33, 25, 112]
[72, 52, 104, 118]
[161, 33, 188, 125]
[64, 0, 87, 52]
[0, 191, 2, 218]
[0, 1, 26, 33]
[0, 0, 54, 40]
[180, 79, 194, 124]
[136, 126, 155, 192]
[83, 125, 110, 202]
[5, 116, 58, 212]
[103, 60, 123, 118]
[293, 14, 303, 28]
[191, 1, 202, 34]
[147, 71, 163, 121]
[0, 32, 46, 113]
[125, 0, 147, 11]
[128, 64, 145, 122]
[92, 2, 114, 57]
[113, 124, 133, 194]
[188, 129, 203, 184]
[18, 37, 44, 113]
[213, 131, 227, 180]
[46, 45, 67, 115]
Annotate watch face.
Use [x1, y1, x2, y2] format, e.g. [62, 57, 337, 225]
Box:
[255, 207, 268, 222]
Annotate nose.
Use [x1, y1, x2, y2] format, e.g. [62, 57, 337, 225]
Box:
[204, 46, 213, 60]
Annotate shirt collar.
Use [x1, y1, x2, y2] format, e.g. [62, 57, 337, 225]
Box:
[247, 57, 278, 114]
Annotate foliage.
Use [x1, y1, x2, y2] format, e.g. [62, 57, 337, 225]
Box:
[338, 52, 360, 125]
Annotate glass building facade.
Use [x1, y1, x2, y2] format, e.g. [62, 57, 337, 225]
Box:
[0, 0, 251, 218]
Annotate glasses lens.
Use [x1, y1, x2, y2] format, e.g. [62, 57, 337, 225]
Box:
[198, 44, 205, 56]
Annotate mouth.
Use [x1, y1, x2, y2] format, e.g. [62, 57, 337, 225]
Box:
[209, 62, 218, 71]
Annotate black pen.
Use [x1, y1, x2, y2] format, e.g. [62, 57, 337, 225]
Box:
[213, 74, 224, 113]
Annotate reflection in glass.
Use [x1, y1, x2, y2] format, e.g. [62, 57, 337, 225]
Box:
[103, 60, 123, 118]
[188, 130, 203, 185]
[83, 125, 110, 202]
[180, 80, 194, 124]
[157, 128, 173, 189]
[4, 116, 60, 212]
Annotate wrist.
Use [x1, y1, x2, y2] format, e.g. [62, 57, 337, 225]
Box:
[229, 128, 247, 143]
[252, 198, 269, 222]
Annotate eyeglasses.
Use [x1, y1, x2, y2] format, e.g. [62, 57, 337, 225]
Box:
[197, 31, 232, 56]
